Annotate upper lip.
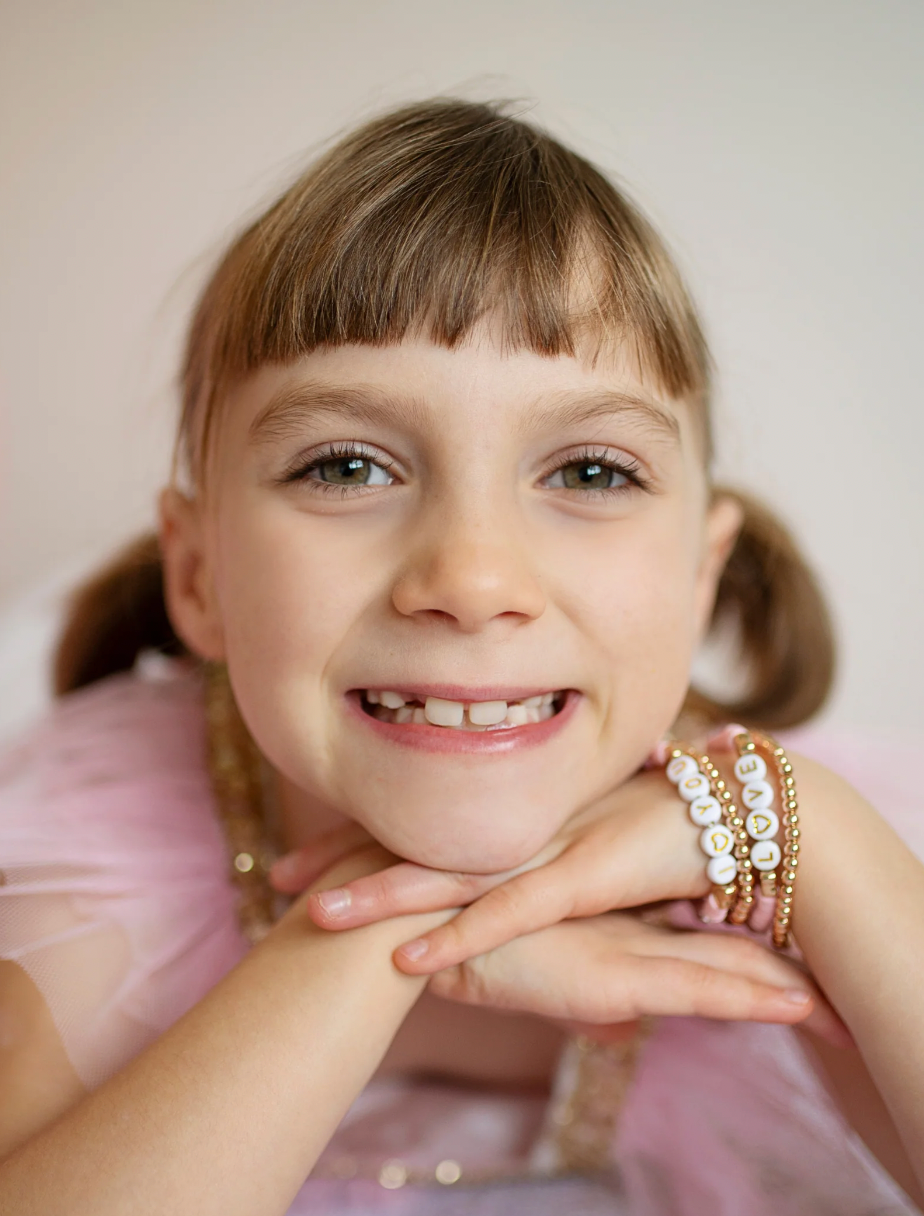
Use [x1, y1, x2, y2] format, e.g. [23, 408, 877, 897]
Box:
[353, 683, 568, 702]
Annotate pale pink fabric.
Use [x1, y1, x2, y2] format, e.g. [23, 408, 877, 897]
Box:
[0, 666, 920, 1215]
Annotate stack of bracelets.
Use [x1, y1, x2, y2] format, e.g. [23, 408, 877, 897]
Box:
[665, 728, 799, 949]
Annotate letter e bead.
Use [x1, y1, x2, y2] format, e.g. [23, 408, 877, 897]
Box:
[734, 754, 767, 783]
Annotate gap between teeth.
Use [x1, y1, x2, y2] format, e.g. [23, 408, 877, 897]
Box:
[364, 691, 558, 729]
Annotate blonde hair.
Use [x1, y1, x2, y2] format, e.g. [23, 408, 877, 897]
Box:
[54, 99, 834, 727]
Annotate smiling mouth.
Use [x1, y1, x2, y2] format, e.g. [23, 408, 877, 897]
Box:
[359, 690, 566, 731]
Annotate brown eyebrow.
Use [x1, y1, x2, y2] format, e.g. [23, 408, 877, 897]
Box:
[248, 383, 428, 445]
[523, 389, 681, 444]
[248, 381, 681, 447]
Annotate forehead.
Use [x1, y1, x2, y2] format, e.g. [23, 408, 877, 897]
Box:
[229, 330, 695, 454]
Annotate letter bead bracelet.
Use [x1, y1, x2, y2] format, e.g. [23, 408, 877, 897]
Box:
[666, 730, 799, 949]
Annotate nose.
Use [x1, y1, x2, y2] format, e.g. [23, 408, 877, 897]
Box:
[391, 514, 546, 633]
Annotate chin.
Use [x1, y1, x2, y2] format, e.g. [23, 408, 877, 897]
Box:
[355, 800, 563, 874]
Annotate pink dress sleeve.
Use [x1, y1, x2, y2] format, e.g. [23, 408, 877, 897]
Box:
[0, 666, 247, 1089]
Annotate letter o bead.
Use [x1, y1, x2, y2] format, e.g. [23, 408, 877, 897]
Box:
[700, 825, 735, 857]
[667, 755, 699, 784]
[678, 773, 711, 803]
[688, 795, 723, 827]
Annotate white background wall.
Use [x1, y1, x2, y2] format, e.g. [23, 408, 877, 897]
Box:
[1, 0, 921, 731]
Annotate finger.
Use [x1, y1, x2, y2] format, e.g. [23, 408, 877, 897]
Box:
[268, 823, 373, 893]
[427, 950, 818, 1027]
[306, 862, 498, 930]
[629, 930, 851, 1047]
[618, 955, 820, 1025]
[394, 865, 579, 974]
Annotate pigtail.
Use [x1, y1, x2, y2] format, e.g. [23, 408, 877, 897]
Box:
[53, 533, 186, 696]
[688, 489, 836, 730]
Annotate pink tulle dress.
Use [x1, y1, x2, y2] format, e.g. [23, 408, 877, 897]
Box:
[0, 664, 920, 1215]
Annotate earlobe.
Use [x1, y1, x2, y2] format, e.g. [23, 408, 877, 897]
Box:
[158, 488, 226, 661]
[694, 492, 745, 640]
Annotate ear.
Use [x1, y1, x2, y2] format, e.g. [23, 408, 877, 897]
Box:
[693, 492, 744, 642]
[158, 487, 226, 661]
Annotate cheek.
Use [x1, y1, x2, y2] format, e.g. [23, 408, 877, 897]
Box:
[555, 513, 701, 716]
[216, 508, 347, 667]
[209, 495, 381, 751]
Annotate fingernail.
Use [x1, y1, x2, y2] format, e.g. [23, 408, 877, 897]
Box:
[783, 989, 812, 1005]
[316, 888, 351, 917]
[399, 938, 430, 961]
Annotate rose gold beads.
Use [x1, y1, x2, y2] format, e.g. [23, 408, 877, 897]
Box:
[666, 729, 801, 950]
[733, 730, 799, 949]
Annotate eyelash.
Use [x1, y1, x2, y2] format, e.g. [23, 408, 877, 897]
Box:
[279, 443, 397, 495]
[279, 442, 650, 498]
[542, 447, 649, 498]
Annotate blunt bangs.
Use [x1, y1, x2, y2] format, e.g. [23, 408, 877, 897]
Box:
[180, 100, 712, 482]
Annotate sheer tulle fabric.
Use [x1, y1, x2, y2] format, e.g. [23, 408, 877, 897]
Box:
[0, 668, 919, 1214]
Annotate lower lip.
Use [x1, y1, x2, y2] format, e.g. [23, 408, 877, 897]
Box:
[344, 689, 581, 755]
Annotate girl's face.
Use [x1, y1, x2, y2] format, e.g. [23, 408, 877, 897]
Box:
[163, 326, 741, 870]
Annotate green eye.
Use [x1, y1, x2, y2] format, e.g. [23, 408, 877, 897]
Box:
[548, 460, 627, 491]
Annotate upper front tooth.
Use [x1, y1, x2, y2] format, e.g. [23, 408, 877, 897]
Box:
[522, 695, 544, 708]
[424, 697, 465, 727]
[468, 700, 508, 726]
[379, 691, 407, 709]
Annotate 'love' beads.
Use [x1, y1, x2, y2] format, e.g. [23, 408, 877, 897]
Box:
[733, 732, 800, 949]
[666, 751, 739, 914]
[666, 733, 799, 948]
[733, 746, 782, 875]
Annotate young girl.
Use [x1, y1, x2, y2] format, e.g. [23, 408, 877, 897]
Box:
[1, 99, 922, 1215]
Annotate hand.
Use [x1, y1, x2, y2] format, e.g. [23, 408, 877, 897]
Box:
[270, 768, 712, 973]
[425, 912, 851, 1048]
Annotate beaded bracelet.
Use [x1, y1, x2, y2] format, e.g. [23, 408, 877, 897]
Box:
[666, 749, 741, 924]
[732, 730, 800, 949]
[693, 749, 755, 926]
[663, 729, 801, 948]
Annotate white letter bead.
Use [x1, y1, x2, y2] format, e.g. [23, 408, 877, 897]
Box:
[688, 795, 723, 827]
[706, 855, 738, 885]
[741, 779, 774, 811]
[678, 773, 711, 802]
[745, 808, 780, 841]
[700, 825, 735, 857]
[666, 755, 698, 784]
[734, 753, 767, 783]
[750, 839, 782, 871]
